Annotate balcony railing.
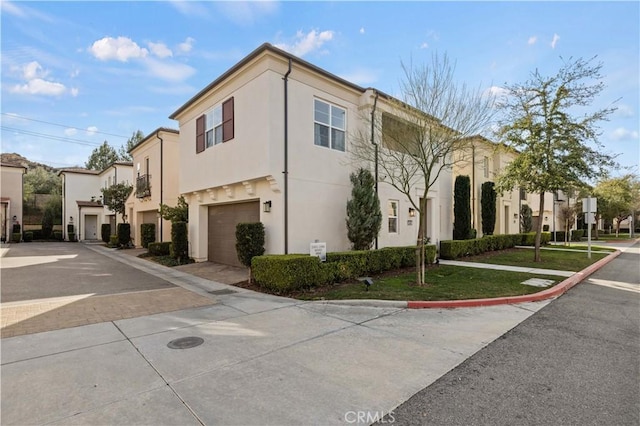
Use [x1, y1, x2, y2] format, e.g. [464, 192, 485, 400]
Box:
[136, 174, 151, 198]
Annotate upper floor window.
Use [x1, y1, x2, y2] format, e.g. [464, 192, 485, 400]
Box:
[196, 97, 234, 153]
[382, 113, 421, 156]
[314, 99, 345, 152]
[483, 156, 489, 178]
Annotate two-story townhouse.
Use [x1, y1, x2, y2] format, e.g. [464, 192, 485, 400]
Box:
[59, 162, 133, 241]
[125, 128, 180, 247]
[528, 189, 578, 239]
[169, 43, 453, 266]
[0, 163, 27, 242]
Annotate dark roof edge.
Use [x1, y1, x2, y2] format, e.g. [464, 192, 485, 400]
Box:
[169, 43, 367, 120]
[57, 168, 100, 176]
[128, 127, 179, 153]
[0, 162, 27, 170]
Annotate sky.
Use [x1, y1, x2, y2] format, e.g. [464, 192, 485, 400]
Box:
[1, 1, 638, 176]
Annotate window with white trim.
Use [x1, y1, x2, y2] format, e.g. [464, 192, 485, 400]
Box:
[205, 105, 223, 148]
[388, 200, 399, 233]
[314, 99, 346, 151]
[196, 97, 234, 153]
[483, 156, 489, 178]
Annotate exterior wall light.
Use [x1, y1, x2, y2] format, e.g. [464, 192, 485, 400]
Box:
[408, 208, 416, 217]
[263, 200, 272, 213]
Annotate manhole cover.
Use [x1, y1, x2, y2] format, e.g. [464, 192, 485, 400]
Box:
[167, 337, 204, 349]
[208, 289, 238, 295]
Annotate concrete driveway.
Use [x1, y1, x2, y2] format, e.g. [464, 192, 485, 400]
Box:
[0, 242, 554, 425]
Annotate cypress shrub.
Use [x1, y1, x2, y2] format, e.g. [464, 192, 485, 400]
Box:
[235, 222, 265, 268]
[346, 168, 381, 250]
[170, 221, 188, 262]
[12, 224, 21, 233]
[42, 208, 54, 239]
[117, 223, 131, 247]
[141, 223, 156, 249]
[453, 175, 472, 240]
[481, 181, 497, 236]
[101, 224, 111, 243]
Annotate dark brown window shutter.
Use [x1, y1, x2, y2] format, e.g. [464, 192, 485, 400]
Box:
[222, 97, 234, 142]
[196, 114, 205, 153]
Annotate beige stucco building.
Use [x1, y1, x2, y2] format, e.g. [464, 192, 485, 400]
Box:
[170, 43, 453, 266]
[454, 137, 522, 237]
[125, 128, 180, 246]
[0, 163, 27, 242]
[59, 162, 133, 241]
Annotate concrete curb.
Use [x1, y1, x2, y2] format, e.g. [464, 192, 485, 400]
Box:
[406, 249, 622, 309]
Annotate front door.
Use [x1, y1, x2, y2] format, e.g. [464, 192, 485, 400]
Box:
[84, 215, 98, 240]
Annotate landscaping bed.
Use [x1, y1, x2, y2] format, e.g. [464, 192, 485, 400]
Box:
[459, 247, 609, 271]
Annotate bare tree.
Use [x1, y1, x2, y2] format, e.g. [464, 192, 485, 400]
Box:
[351, 53, 495, 285]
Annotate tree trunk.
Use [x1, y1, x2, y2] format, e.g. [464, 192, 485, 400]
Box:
[534, 192, 545, 262]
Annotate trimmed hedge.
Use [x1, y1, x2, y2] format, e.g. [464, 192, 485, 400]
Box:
[571, 229, 584, 241]
[23, 231, 33, 242]
[101, 224, 111, 243]
[440, 233, 552, 260]
[252, 245, 436, 293]
[11, 233, 21, 243]
[141, 223, 156, 249]
[236, 222, 265, 268]
[53, 231, 63, 241]
[149, 241, 171, 256]
[117, 223, 131, 247]
[170, 221, 188, 261]
[109, 235, 119, 247]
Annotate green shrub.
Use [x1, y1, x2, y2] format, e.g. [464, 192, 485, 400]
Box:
[141, 223, 156, 249]
[117, 223, 131, 247]
[11, 233, 21, 243]
[101, 224, 111, 243]
[109, 235, 119, 247]
[235, 222, 265, 268]
[252, 255, 329, 293]
[453, 175, 472, 240]
[23, 231, 33, 242]
[149, 241, 172, 256]
[42, 208, 54, 239]
[12, 224, 21, 233]
[68, 232, 76, 242]
[440, 234, 527, 259]
[53, 231, 62, 241]
[571, 229, 584, 241]
[170, 221, 188, 261]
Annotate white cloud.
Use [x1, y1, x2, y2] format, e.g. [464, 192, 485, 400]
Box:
[10, 78, 66, 96]
[64, 128, 77, 136]
[359, 27, 365, 34]
[22, 61, 48, 79]
[148, 42, 173, 58]
[0, 0, 54, 21]
[551, 33, 560, 49]
[528, 36, 537, 45]
[169, 0, 210, 17]
[0, 1, 25, 17]
[86, 126, 98, 136]
[615, 104, 634, 118]
[485, 86, 509, 100]
[611, 127, 639, 141]
[274, 29, 334, 57]
[420, 42, 429, 49]
[143, 57, 196, 82]
[70, 87, 79, 97]
[177, 37, 195, 54]
[89, 36, 148, 62]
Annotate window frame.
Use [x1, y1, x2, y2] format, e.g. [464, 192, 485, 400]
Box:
[196, 97, 234, 154]
[483, 156, 490, 178]
[388, 200, 399, 234]
[313, 99, 346, 152]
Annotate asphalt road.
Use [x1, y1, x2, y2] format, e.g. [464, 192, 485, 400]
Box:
[386, 243, 640, 426]
[0, 242, 174, 302]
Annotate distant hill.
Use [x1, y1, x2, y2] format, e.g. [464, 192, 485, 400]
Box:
[0, 153, 58, 172]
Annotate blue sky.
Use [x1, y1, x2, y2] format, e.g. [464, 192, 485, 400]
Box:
[1, 1, 638, 176]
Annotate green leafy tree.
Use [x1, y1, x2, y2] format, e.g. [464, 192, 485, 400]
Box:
[24, 166, 61, 197]
[521, 204, 533, 233]
[236, 222, 265, 283]
[346, 168, 382, 250]
[453, 175, 472, 240]
[481, 181, 497, 236]
[118, 130, 145, 161]
[351, 53, 495, 285]
[86, 141, 120, 171]
[495, 56, 617, 262]
[593, 174, 639, 236]
[159, 195, 189, 223]
[101, 182, 133, 222]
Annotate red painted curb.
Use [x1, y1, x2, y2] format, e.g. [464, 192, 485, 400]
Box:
[407, 250, 622, 309]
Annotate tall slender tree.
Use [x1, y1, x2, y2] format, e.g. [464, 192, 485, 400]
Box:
[453, 175, 472, 240]
[346, 168, 382, 250]
[481, 181, 497, 235]
[495, 56, 617, 261]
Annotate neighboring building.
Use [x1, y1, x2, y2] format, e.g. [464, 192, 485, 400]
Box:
[169, 43, 453, 266]
[528, 189, 578, 239]
[59, 162, 133, 241]
[454, 136, 522, 237]
[125, 128, 180, 247]
[0, 162, 27, 242]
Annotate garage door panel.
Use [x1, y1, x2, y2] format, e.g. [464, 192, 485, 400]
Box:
[207, 202, 260, 266]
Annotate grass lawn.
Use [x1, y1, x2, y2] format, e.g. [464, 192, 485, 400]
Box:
[545, 245, 615, 252]
[296, 265, 561, 301]
[461, 247, 609, 271]
[593, 233, 637, 241]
